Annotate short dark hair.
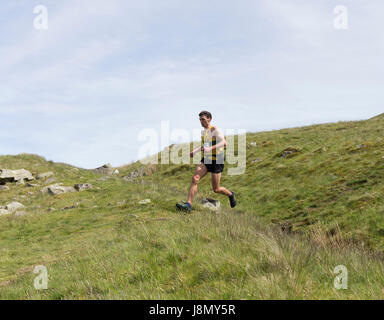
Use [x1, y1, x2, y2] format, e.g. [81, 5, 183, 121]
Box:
[199, 111, 212, 119]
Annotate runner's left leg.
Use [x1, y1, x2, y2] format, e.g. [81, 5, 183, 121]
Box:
[211, 173, 232, 196]
[187, 163, 208, 204]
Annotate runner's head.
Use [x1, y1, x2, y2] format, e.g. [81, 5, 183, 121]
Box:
[199, 111, 212, 128]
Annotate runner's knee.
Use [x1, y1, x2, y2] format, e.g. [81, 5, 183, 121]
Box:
[213, 187, 220, 193]
[192, 175, 200, 184]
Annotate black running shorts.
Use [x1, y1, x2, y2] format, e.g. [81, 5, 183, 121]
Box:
[200, 157, 224, 173]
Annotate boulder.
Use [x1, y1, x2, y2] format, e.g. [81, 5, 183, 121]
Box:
[275, 147, 302, 159]
[6, 202, 25, 213]
[201, 198, 220, 211]
[26, 183, 40, 187]
[0, 169, 34, 185]
[61, 204, 78, 210]
[93, 164, 114, 175]
[41, 183, 76, 195]
[74, 183, 93, 191]
[0, 185, 9, 191]
[0, 209, 10, 216]
[122, 167, 145, 182]
[41, 183, 61, 194]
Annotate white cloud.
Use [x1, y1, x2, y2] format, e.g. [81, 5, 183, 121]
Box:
[0, 0, 383, 168]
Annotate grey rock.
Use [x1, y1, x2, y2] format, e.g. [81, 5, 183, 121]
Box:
[201, 198, 220, 211]
[97, 176, 110, 181]
[93, 164, 114, 175]
[0, 185, 10, 191]
[0, 209, 10, 216]
[40, 183, 62, 194]
[26, 183, 40, 187]
[15, 211, 27, 217]
[74, 183, 93, 192]
[6, 202, 25, 213]
[122, 167, 146, 182]
[0, 169, 34, 184]
[282, 151, 293, 158]
[41, 183, 76, 195]
[61, 204, 77, 210]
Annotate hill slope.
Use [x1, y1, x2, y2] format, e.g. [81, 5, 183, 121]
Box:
[1, 115, 384, 299]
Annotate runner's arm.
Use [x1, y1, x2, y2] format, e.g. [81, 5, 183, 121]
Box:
[190, 146, 202, 155]
[209, 127, 226, 151]
[190, 132, 204, 157]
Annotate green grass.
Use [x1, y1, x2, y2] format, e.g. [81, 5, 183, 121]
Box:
[1, 114, 384, 299]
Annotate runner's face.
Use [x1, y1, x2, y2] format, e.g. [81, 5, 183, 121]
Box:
[199, 116, 210, 128]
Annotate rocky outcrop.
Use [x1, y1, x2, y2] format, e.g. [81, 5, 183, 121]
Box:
[0, 169, 34, 185]
[201, 198, 220, 211]
[0, 202, 25, 216]
[0, 208, 10, 216]
[122, 165, 156, 182]
[93, 164, 114, 175]
[275, 147, 302, 159]
[41, 183, 76, 195]
[74, 183, 93, 191]
[6, 202, 25, 213]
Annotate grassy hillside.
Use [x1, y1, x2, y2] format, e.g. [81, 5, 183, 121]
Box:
[1, 114, 384, 299]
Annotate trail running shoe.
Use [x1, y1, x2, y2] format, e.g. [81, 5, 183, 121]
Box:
[176, 201, 192, 212]
[229, 192, 237, 208]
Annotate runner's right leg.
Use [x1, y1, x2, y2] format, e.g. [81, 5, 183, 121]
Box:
[187, 163, 208, 205]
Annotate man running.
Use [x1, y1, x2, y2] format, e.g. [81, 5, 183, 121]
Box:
[176, 110, 237, 212]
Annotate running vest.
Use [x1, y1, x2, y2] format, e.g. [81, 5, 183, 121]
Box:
[201, 125, 225, 160]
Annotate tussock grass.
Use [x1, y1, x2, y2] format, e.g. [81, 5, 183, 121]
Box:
[1, 115, 384, 299]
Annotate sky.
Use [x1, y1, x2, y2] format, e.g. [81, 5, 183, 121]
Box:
[0, 0, 383, 168]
